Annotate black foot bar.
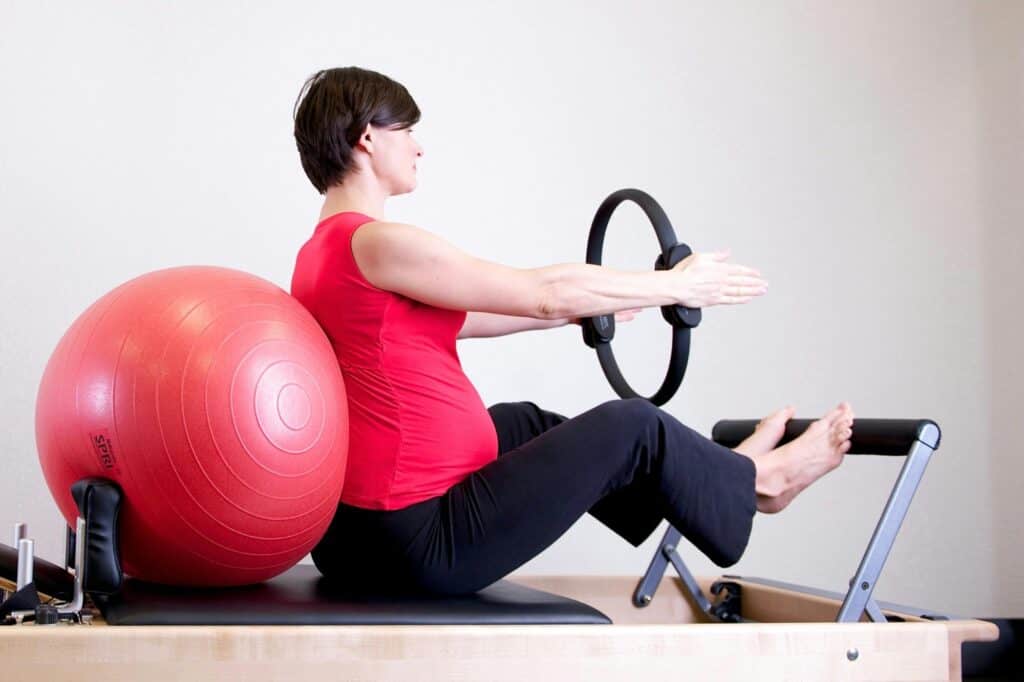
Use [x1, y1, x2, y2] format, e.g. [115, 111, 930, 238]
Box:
[634, 418, 942, 623]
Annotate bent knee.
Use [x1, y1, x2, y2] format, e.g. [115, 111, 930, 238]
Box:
[597, 397, 661, 424]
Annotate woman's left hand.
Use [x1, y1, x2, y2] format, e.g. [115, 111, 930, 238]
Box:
[569, 308, 644, 326]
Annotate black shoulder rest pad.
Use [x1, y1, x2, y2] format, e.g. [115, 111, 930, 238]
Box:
[70, 478, 124, 596]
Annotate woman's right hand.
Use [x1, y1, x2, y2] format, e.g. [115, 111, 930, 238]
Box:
[670, 248, 768, 308]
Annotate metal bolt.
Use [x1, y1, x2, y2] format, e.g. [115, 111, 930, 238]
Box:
[847, 648, 859, 661]
[861, 581, 870, 590]
[640, 595, 652, 604]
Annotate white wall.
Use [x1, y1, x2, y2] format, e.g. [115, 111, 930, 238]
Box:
[1, 0, 1020, 616]
[974, 1, 1024, 618]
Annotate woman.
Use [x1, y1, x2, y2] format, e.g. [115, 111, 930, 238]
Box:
[290, 66, 855, 596]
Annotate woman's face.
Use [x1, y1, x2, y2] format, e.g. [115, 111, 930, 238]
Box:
[369, 124, 423, 196]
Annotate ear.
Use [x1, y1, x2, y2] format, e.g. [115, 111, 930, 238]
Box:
[355, 123, 374, 153]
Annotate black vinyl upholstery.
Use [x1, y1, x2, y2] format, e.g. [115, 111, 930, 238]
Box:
[95, 565, 612, 625]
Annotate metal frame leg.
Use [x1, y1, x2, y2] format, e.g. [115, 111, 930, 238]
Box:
[634, 525, 717, 616]
[837, 427, 939, 622]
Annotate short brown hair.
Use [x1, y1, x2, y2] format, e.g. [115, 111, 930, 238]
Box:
[293, 67, 421, 194]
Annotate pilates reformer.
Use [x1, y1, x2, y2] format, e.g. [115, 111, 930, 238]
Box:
[0, 417, 1000, 680]
[0, 190, 999, 679]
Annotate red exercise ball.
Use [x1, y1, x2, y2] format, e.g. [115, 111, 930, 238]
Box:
[35, 266, 348, 587]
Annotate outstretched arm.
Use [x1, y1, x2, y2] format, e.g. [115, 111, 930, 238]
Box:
[457, 309, 643, 340]
[457, 312, 568, 340]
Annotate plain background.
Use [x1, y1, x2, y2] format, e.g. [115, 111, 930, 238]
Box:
[1, 1, 1020, 617]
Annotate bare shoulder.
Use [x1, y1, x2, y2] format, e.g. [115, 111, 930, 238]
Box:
[352, 219, 420, 261]
[349, 220, 451, 290]
[351, 220, 431, 250]
[346, 218, 545, 317]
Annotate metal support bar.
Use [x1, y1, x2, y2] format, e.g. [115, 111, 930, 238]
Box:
[836, 425, 939, 622]
[57, 517, 86, 615]
[665, 540, 714, 615]
[864, 598, 888, 623]
[634, 525, 680, 607]
[634, 525, 718, 616]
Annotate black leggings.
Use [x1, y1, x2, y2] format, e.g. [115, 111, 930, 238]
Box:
[311, 398, 757, 596]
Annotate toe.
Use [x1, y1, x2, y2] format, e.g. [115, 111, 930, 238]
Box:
[772, 407, 794, 423]
[831, 423, 851, 443]
[761, 406, 793, 428]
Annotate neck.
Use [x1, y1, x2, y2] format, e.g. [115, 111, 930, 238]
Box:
[319, 175, 389, 223]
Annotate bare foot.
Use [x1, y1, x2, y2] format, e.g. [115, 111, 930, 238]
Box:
[749, 402, 855, 514]
[734, 406, 796, 458]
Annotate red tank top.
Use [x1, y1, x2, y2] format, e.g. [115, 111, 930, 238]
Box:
[290, 211, 498, 510]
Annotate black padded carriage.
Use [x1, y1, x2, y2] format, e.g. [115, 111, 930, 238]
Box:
[95, 564, 611, 625]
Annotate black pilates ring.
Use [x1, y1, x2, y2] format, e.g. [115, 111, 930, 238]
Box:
[580, 188, 701, 406]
